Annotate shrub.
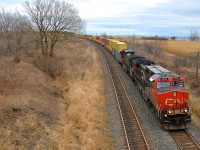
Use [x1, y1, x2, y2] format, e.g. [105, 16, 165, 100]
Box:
[33, 56, 63, 78]
[171, 36, 176, 40]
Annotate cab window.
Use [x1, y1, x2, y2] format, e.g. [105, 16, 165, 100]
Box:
[157, 82, 170, 88]
[172, 80, 184, 87]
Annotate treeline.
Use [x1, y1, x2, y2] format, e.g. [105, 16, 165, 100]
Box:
[141, 36, 168, 40]
[0, 0, 86, 59]
[0, 10, 32, 60]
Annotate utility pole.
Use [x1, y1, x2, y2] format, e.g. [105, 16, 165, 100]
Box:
[196, 51, 200, 77]
[191, 51, 199, 77]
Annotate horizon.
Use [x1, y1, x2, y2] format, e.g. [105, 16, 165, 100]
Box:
[86, 34, 190, 40]
[1, 0, 200, 37]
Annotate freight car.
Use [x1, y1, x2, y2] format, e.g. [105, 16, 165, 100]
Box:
[87, 35, 191, 130]
[112, 41, 127, 63]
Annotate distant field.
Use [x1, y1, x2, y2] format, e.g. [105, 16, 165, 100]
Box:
[120, 37, 200, 55]
[137, 39, 200, 55]
[164, 40, 200, 55]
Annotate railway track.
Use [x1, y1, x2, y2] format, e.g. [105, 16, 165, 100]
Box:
[94, 42, 152, 150]
[170, 130, 200, 150]
[89, 40, 200, 150]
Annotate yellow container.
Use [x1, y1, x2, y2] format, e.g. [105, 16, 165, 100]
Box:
[108, 39, 113, 52]
[115, 42, 128, 52]
[91, 36, 96, 41]
[109, 39, 119, 52]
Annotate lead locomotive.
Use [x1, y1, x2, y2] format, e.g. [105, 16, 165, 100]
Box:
[121, 49, 191, 130]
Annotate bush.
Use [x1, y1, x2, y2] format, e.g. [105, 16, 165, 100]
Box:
[190, 79, 200, 96]
[33, 56, 63, 78]
[190, 79, 200, 88]
[171, 36, 176, 40]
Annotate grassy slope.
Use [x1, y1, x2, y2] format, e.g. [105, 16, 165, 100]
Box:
[57, 38, 114, 149]
[0, 38, 114, 149]
[0, 57, 59, 149]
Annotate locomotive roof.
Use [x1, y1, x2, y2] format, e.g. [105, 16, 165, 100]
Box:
[146, 66, 170, 74]
[123, 50, 135, 56]
[147, 66, 180, 81]
[129, 55, 145, 60]
[134, 58, 154, 65]
[124, 49, 135, 53]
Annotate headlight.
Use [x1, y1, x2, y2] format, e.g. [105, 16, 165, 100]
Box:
[168, 110, 172, 114]
[184, 109, 187, 113]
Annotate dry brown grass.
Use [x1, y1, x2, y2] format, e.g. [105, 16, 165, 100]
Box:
[0, 57, 60, 149]
[0, 37, 114, 149]
[56, 38, 114, 149]
[164, 40, 200, 55]
[190, 94, 200, 127]
[33, 56, 64, 78]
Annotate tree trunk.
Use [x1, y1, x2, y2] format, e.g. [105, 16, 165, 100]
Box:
[49, 42, 55, 57]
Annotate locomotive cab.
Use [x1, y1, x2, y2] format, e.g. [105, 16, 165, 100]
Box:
[147, 66, 191, 130]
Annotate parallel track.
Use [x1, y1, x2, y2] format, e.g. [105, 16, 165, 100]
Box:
[170, 130, 200, 150]
[90, 40, 200, 150]
[94, 42, 152, 150]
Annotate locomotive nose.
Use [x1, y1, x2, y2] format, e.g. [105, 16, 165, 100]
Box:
[158, 90, 189, 111]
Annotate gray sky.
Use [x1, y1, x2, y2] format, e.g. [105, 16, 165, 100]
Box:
[1, 0, 200, 36]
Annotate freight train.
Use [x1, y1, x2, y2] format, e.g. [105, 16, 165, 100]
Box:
[81, 35, 191, 130]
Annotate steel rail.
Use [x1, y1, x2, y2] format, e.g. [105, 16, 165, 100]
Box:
[170, 130, 200, 150]
[94, 42, 151, 150]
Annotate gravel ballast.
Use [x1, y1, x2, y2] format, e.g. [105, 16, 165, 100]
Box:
[95, 43, 125, 150]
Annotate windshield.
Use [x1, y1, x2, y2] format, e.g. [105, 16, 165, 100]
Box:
[172, 80, 184, 87]
[157, 82, 170, 88]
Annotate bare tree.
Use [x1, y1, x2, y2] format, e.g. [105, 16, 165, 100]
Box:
[132, 34, 136, 46]
[151, 40, 166, 58]
[101, 32, 107, 37]
[0, 9, 32, 60]
[24, 0, 86, 57]
[189, 29, 199, 41]
[143, 40, 166, 57]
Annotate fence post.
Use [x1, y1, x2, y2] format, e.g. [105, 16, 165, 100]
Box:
[196, 51, 199, 77]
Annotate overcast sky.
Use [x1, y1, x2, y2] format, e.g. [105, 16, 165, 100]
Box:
[1, 0, 200, 37]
